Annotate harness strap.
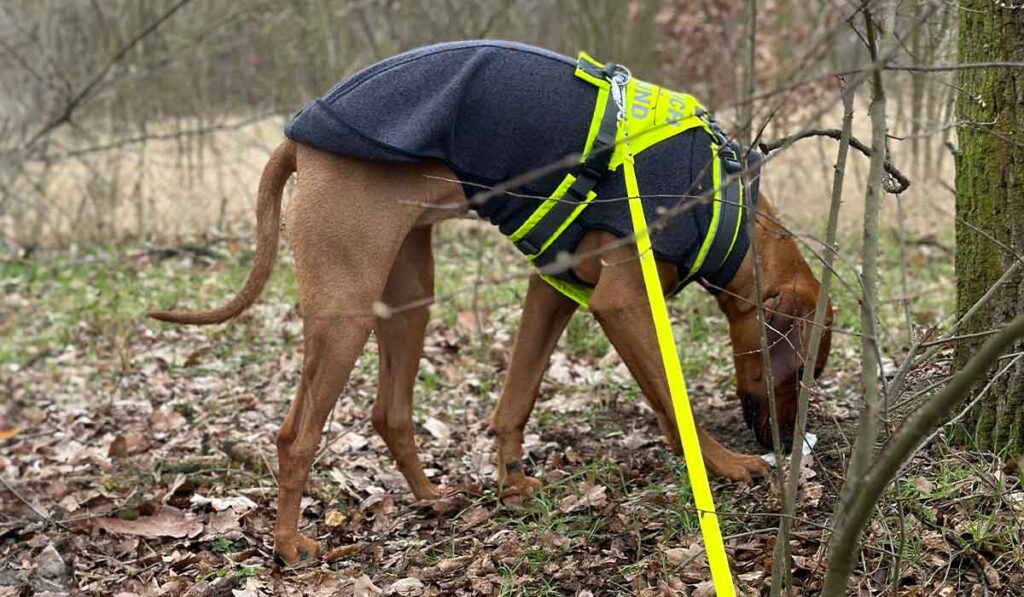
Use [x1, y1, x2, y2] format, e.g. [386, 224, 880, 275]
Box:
[621, 104, 739, 597]
[520, 52, 756, 307]
[513, 69, 619, 256]
[575, 55, 611, 81]
[685, 142, 747, 284]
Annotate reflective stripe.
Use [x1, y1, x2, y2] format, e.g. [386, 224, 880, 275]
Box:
[725, 175, 745, 259]
[509, 174, 574, 244]
[688, 145, 747, 284]
[510, 172, 597, 257]
[538, 273, 591, 305]
[685, 145, 723, 279]
[700, 154, 743, 278]
[581, 86, 611, 158]
[526, 186, 597, 257]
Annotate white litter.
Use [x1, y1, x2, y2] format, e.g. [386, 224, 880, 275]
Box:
[760, 432, 817, 467]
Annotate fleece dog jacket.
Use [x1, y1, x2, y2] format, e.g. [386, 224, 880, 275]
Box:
[285, 40, 756, 293]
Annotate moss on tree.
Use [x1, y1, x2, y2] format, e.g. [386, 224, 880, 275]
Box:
[954, 1, 1024, 454]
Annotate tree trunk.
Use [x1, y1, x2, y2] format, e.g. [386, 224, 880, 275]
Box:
[954, 2, 1024, 455]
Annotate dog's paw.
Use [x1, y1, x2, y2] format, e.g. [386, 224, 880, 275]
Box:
[711, 453, 769, 485]
[273, 532, 321, 566]
[415, 487, 469, 517]
[500, 475, 541, 505]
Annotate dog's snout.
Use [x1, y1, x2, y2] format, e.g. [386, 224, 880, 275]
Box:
[738, 392, 757, 430]
[754, 421, 795, 452]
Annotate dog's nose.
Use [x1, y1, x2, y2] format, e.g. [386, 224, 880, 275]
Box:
[738, 394, 757, 430]
[757, 425, 794, 452]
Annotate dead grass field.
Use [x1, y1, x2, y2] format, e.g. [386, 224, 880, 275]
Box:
[2, 103, 955, 250]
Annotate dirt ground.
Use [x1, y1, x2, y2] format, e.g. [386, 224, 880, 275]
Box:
[3, 214, 1019, 596]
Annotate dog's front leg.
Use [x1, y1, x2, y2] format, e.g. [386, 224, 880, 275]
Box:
[588, 247, 769, 484]
[489, 275, 577, 498]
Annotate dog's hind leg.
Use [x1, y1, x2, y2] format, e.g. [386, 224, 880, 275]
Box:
[372, 226, 439, 500]
[587, 245, 769, 484]
[273, 151, 457, 564]
[275, 316, 375, 564]
[489, 275, 577, 498]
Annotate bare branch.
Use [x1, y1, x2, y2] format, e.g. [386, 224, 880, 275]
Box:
[820, 313, 1024, 594]
[778, 74, 857, 595]
[23, 0, 196, 151]
[830, 0, 893, 549]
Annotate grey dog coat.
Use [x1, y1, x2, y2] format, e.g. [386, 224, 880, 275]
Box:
[285, 40, 755, 293]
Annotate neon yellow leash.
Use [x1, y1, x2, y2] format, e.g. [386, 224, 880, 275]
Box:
[615, 77, 737, 596]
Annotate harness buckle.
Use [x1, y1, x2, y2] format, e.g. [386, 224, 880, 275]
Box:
[720, 150, 743, 174]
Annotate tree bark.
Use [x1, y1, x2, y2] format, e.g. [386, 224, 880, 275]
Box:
[954, 1, 1024, 455]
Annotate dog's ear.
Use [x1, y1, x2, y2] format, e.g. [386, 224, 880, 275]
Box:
[762, 289, 816, 384]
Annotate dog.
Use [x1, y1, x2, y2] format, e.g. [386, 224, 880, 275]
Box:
[150, 41, 832, 564]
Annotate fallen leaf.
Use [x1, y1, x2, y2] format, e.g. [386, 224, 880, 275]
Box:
[387, 577, 424, 596]
[0, 427, 21, 440]
[426, 493, 468, 517]
[912, 477, 934, 496]
[460, 505, 491, 528]
[799, 482, 823, 507]
[352, 574, 382, 597]
[432, 555, 471, 576]
[148, 409, 186, 432]
[920, 530, 951, 554]
[559, 484, 607, 513]
[792, 555, 820, 572]
[335, 431, 369, 452]
[182, 346, 210, 368]
[189, 494, 257, 514]
[108, 435, 129, 459]
[664, 546, 700, 567]
[423, 417, 450, 445]
[205, 509, 241, 535]
[325, 510, 348, 527]
[323, 542, 367, 563]
[975, 554, 1000, 589]
[95, 505, 202, 538]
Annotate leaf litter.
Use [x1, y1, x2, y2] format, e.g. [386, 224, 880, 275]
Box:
[0, 235, 1018, 595]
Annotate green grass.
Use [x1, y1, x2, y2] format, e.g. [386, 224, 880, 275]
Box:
[0, 242, 297, 370]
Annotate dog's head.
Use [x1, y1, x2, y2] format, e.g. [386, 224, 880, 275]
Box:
[729, 283, 833, 451]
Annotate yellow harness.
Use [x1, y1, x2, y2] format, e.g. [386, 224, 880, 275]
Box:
[518, 52, 741, 595]
[517, 53, 745, 307]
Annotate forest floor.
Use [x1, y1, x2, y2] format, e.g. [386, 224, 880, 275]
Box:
[1, 222, 1021, 596]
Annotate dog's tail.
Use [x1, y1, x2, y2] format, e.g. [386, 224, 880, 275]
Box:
[149, 140, 296, 325]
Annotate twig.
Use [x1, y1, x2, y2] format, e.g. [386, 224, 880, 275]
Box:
[830, 0, 893, 552]
[820, 313, 1024, 594]
[0, 476, 68, 530]
[23, 0, 196, 151]
[26, 112, 281, 162]
[758, 129, 910, 194]
[744, 112, 789, 597]
[778, 75, 857, 597]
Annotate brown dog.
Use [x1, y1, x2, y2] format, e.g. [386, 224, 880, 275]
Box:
[150, 139, 831, 563]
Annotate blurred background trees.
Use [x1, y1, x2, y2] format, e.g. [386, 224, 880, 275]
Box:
[0, 0, 956, 249]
